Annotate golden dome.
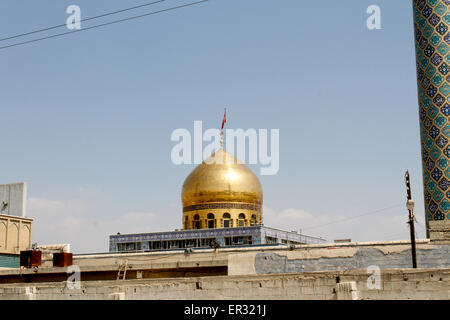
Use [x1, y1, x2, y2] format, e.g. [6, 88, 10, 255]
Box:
[182, 149, 263, 207]
[181, 149, 263, 230]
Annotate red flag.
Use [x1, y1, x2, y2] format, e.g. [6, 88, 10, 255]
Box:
[221, 109, 226, 130]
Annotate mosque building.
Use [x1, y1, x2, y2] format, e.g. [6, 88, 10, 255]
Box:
[109, 148, 326, 253]
[1, 0, 449, 269]
[2, 3, 450, 300]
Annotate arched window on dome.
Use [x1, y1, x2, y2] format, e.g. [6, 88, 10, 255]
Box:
[223, 213, 231, 228]
[250, 214, 257, 226]
[193, 214, 201, 230]
[207, 213, 215, 229]
[238, 213, 246, 227]
[184, 216, 189, 229]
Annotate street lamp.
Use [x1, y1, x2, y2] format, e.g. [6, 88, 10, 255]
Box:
[406, 199, 415, 212]
[405, 171, 417, 269]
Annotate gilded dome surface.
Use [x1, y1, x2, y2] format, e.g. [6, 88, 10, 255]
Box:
[182, 149, 263, 207]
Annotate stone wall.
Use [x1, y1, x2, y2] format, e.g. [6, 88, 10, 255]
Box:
[1, 240, 449, 300]
[0, 268, 448, 300]
[227, 240, 450, 275]
[254, 244, 450, 274]
[429, 220, 450, 242]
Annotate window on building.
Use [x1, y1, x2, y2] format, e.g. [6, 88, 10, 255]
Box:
[250, 214, 257, 225]
[193, 214, 201, 229]
[223, 213, 231, 228]
[199, 238, 215, 247]
[123, 243, 136, 251]
[186, 239, 197, 247]
[207, 213, 215, 229]
[238, 213, 246, 226]
[151, 241, 161, 250]
[169, 240, 183, 249]
[265, 236, 278, 244]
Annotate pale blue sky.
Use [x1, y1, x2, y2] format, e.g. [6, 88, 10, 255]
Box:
[0, 0, 427, 252]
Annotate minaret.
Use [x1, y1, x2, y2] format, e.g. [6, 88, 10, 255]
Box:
[412, 0, 450, 238]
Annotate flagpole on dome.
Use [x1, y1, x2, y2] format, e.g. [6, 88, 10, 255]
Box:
[220, 108, 226, 149]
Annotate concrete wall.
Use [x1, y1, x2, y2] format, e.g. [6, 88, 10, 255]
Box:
[0, 268, 448, 300]
[0, 240, 449, 299]
[429, 220, 450, 242]
[227, 240, 450, 275]
[32, 239, 450, 277]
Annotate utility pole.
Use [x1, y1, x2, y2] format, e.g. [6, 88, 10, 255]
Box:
[405, 170, 417, 268]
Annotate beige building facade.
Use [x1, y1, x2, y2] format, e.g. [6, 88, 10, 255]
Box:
[0, 213, 33, 255]
[0, 183, 33, 255]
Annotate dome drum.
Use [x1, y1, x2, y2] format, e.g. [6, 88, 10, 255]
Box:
[183, 206, 262, 230]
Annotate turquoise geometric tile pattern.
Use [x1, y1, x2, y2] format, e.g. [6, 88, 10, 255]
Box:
[413, 0, 450, 224]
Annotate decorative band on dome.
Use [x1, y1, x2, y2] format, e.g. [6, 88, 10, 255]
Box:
[183, 202, 261, 213]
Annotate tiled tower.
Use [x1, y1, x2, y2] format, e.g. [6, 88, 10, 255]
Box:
[413, 0, 450, 237]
